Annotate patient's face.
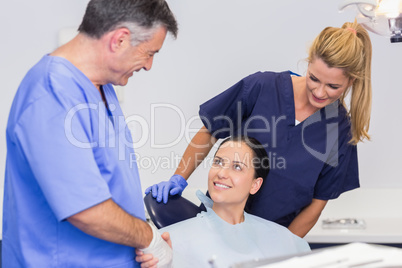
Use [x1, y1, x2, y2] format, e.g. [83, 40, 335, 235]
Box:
[208, 141, 258, 208]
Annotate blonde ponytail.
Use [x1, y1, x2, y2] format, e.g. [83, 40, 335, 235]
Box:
[308, 21, 372, 145]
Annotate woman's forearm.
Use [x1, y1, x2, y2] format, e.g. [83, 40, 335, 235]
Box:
[174, 126, 217, 179]
[287, 198, 328, 238]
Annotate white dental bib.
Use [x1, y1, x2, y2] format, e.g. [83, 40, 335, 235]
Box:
[160, 191, 310, 268]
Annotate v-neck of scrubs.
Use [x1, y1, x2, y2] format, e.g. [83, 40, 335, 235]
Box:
[287, 73, 322, 129]
[283, 72, 301, 128]
[100, 85, 116, 126]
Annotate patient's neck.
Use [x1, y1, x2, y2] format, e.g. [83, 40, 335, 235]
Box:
[212, 203, 245, 225]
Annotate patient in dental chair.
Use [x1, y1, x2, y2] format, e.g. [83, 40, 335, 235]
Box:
[137, 136, 310, 267]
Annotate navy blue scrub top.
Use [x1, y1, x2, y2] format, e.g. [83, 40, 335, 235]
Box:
[199, 71, 359, 227]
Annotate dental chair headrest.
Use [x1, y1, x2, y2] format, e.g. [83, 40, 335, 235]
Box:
[144, 192, 203, 229]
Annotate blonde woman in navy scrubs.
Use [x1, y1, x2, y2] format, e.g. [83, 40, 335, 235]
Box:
[147, 21, 373, 238]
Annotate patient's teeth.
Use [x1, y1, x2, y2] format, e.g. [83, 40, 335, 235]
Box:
[215, 183, 230, 189]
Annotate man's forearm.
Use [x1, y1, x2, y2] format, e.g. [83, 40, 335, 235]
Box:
[67, 198, 152, 248]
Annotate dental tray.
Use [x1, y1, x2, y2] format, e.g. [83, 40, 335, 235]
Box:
[322, 218, 366, 229]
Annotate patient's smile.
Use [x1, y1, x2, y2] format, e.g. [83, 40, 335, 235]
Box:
[214, 182, 231, 189]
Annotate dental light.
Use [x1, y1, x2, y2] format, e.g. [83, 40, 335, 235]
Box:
[339, 0, 402, 43]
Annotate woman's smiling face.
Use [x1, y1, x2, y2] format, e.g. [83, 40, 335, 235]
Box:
[208, 140, 262, 208]
[306, 57, 353, 110]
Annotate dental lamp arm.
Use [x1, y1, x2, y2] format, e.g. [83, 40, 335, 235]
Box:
[339, 0, 377, 17]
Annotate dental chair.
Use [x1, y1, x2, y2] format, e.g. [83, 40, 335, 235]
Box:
[144, 192, 204, 229]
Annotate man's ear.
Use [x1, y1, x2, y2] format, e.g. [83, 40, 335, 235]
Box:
[109, 28, 131, 52]
[250, 177, 263, 195]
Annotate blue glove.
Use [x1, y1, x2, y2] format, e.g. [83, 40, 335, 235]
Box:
[145, 175, 188, 204]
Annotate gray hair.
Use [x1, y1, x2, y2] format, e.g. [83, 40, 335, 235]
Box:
[116, 21, 163, 46]
[78, 0, 178, 41]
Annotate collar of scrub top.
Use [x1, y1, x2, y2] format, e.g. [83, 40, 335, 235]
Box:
[289, 70, 301, 77]
[99, 85, 115, 126]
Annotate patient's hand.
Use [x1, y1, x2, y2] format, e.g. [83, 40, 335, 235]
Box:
[135, 232, 172, 267]
[135, 250, 158, 268]
[161, 232, 172, 248]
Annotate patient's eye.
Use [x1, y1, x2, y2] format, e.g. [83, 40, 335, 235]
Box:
[233, 164, 242, 171]
[213, 157, 223, 166]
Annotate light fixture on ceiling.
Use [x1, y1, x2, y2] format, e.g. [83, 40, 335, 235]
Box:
[339, 0, 402, 43]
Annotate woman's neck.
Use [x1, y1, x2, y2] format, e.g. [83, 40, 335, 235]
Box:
[292, 76, 319, 122]
[212, 203, 245, 225]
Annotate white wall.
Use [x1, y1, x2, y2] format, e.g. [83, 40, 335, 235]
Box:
[1, 0, 401, 238]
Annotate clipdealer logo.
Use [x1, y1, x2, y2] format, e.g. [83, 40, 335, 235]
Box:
[301, 101, 339, 167]
[63, 100, 340, 171]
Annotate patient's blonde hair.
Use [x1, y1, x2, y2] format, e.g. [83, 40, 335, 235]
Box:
[308, 21, 372, 145]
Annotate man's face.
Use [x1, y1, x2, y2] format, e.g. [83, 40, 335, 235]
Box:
[112, 27, 167, 86]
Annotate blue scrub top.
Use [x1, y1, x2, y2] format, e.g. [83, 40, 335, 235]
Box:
[199, 71, 359, 227]
[3, 55, 144, 267]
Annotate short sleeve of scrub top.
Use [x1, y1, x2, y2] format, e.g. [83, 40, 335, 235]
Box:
[199, 71, 359, 225]
[314, 120, 359, 200]
[11, 59, 113, 221]
[199, 73, 261, 139]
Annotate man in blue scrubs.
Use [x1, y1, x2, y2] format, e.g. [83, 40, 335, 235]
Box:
[3, 0, 178, 267]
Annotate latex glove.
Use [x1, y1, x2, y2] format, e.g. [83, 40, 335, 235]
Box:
[145, 175, 188, 204]
[140, 224, 173, 268]
[136, 232, 172, 268]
